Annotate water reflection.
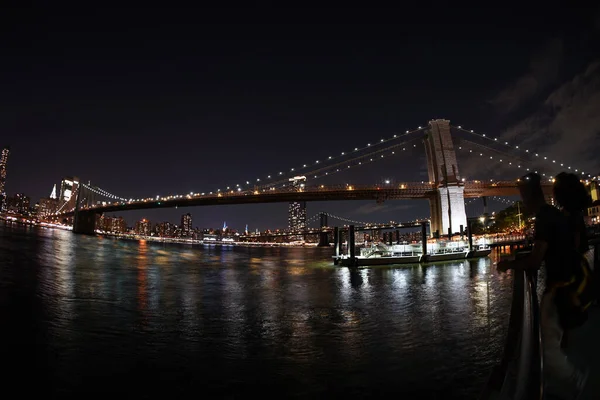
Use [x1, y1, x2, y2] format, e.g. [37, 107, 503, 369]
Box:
[0, 222, 514, 398]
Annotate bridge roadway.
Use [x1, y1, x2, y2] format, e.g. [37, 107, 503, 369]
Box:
[59, 181, 553, 217]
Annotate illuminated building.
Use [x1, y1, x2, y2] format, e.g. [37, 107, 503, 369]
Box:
[7, 193, 30, 214]
[98, 215, 127, 233]
[0, 146, 9, 212]
[135, 219, 151, 236]
[288, 176, 307, 233]
[59, 176, 79, 211]
[181, 213, 192, 236]
[38, 185, 60, 218]
[156, 221, 175, 237]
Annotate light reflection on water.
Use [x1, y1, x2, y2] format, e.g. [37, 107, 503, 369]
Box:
[0, 221, 513, 398]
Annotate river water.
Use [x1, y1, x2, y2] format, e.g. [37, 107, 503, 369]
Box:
[0, 221, 513, 399]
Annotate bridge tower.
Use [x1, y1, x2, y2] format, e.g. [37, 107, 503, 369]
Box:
[423, 119, 467, 237]
[318, 212, 329, 246]
[73, 185, 97, 235]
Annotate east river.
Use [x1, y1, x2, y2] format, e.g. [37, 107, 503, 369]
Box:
[0, 221, 513, 399]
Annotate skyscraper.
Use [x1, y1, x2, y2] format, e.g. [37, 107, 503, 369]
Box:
[0, 146, 10, 212]
[59, 176, 79, 211]
[181, 213, 192, 236]
[288, 201, 307, 231]
[38, 184, 59, 218]
[288, 176, 307, 233]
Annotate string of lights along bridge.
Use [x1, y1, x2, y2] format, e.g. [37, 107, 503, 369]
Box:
[48, 119, 596, 237]
[454, 124, 595, 180]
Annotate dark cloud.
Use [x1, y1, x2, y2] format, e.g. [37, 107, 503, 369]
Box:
[489, 38, 564, 115]
[462, 59, 600, 180]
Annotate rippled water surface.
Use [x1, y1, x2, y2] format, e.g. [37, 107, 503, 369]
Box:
[0, 222, 514, 398]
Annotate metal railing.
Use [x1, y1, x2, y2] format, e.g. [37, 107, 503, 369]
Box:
[479, 249, 543, 400]
[481, 236, 600, 400]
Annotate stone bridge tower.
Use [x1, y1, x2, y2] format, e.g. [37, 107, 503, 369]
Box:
[423, 119, 467, 237]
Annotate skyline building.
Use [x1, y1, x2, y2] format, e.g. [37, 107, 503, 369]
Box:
[288, 176, 307, 233]
[50, 184, 57, 199]
[0, 146, 10, 212]
[59, 176, 79, 212]
[6, 193, 30, 214]
[135, 219, 151, 236]
[181, 213, 192, 236]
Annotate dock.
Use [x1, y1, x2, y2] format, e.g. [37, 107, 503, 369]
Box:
[332, 221, 495, 266]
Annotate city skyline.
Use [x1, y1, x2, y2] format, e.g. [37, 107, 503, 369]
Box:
[2, 8, 600, 229]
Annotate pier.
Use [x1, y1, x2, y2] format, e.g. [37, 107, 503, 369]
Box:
[331, 221, 508, 266]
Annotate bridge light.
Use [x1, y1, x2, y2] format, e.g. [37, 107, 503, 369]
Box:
[303, 164, 306, 167]
[290, 168, 294, 172]
[470, 130, 473, 133]
[418, 126, 422, 129]
[482, 134, 486, 137]
[391, 151, 395, 154]
[406, 130, 409, 133]
[505, 142, 508, 145]
[385, 180, 390, 184]
[354, 147, 358, 150]
[393, 134, 397, 137]
[494, 138, 497, 141]
[380, 139, 384, 142]
[341, 152, 345, 155]
[458, 126, 461, 129]
[315, 161, 319, 164]
[328, 156, 332, 159]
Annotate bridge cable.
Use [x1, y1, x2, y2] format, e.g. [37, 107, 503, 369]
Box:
[453, 125, 592, 178]
[256, 136, 424, 190]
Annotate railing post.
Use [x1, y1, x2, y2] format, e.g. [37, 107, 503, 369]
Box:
[349, 225, 356, 265]
[421, 221, 427, 255]
[334, 227, 339, 257]
[467, 219, 473, 251]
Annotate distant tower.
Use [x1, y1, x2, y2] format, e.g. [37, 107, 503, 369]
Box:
[288, 176, 307, 232]
[0, 146, 10, 212]
[245, 224, 249, 235]
[181, 213, 192, 236]
[50, 184, 57, 199]
[222, 221, 228, 231]
[58, 176, 80, 211]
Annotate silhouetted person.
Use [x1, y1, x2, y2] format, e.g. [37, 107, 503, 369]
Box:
[554, 172, 592, 257]
[497, 173, 587, 398]
[553, 172, 593, 350]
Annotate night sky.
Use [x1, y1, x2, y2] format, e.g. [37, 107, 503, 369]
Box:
[3, 6, 599, 231]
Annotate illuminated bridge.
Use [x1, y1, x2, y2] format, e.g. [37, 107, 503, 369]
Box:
[50, 119, 592, 235]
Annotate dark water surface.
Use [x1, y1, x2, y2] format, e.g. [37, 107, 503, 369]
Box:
[0, 222, 513, 399]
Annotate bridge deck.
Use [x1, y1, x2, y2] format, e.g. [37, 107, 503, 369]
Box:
[59, 181, 552, 217]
